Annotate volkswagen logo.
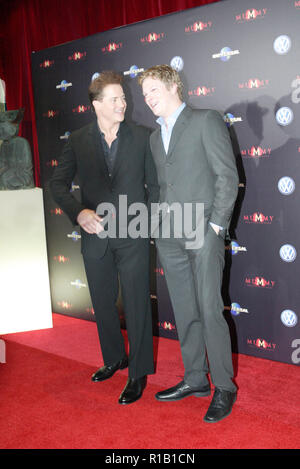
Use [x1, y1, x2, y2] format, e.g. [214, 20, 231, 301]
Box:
[273, 35, 291, 55]
[170, 56, 184, 71]
[279, 244, 297, 262]
[281, 310, 298, 327]
[278, 176, 295, 195]
[91, 72, 100, 81]
[276, 107, 294, 126]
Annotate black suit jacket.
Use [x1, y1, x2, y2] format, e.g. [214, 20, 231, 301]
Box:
[50, 118, 159, 258]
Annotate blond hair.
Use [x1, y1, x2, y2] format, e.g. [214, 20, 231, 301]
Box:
[138, 65, 183, 101]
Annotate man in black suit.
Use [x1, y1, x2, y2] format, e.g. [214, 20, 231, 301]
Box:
[51, 71, 159, 404]
[139, 65, 239, 422]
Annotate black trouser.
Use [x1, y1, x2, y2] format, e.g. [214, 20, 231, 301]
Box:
[83, 237, 154, 379]
[156, 224, 236, 392]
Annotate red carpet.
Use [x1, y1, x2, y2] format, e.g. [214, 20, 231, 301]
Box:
[1, 314, 300, 449]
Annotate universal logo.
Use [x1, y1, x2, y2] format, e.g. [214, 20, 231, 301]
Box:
[229, 303, 249, 316]
[67, 231, 81, 242]
[56, 80, 72, 92]
[228, 241, 247, 255]
[60, 131, 71, 140]
[235, 7, 267, 23]
[70, 182, 80, 192]
[123, 65, 144, 78]
[212, 47, 240, 61]
[70, 279, 87, 289]
[223, 113, 243, 127]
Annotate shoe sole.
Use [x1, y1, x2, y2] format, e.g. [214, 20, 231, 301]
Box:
[155, 390, 211, 402]
[118, 393, 143, 405]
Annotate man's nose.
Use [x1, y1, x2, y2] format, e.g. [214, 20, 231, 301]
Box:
[117, 97, 126, 107]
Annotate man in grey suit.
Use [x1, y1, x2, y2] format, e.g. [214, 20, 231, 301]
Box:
[139, 65, 239, 422]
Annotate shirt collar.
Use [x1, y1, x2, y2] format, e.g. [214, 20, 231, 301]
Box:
[156, 102, 186, 128]
[97, 121, 121, 138]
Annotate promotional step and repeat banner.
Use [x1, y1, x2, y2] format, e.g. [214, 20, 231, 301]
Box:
[32, 0, 300, 366]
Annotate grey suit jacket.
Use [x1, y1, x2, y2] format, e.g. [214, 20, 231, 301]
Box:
[150, 105, 239, 235]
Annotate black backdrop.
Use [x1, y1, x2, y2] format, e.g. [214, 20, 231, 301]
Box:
[32, 0, 300, 366]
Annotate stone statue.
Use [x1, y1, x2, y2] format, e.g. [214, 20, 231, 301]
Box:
[0, 108, 35, 190]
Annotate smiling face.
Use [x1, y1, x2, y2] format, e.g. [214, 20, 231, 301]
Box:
[142, 76, 181, 120]
[93, 84, 126, 126]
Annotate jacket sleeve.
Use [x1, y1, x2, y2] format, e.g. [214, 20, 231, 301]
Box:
[202, 110, 239, 229]
[50, 137, 86, 225]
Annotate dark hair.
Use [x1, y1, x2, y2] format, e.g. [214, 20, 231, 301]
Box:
[88, 71, 123, 108]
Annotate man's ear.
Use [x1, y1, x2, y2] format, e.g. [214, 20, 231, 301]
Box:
[170, 82, 178, 96]
[92, 99, 100, 110]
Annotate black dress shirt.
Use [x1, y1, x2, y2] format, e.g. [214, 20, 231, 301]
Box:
[99, 128, 120, 177]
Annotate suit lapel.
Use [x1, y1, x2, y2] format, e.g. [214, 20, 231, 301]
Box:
[89, 120, 112, 185]
[151, 128, 166, 163]
[166, 106, 192, 160]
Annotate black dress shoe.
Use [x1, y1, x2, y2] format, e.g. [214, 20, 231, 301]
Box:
[155, 380, 210, 402]
[118, 376, 147, 405]
[203, 388, 236, 423]
[91, 356, 128, 382]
